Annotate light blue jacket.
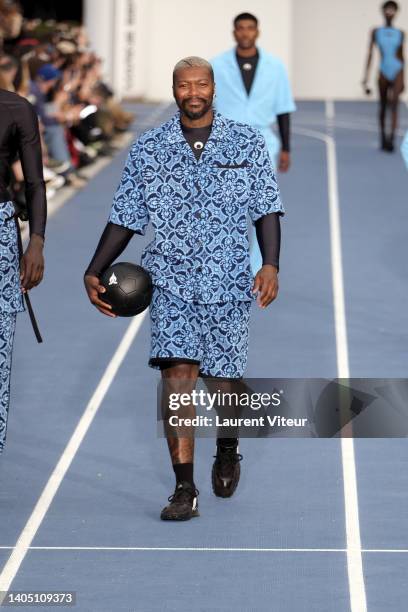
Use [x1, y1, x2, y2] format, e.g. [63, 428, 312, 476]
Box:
[211, 47, 296, 159]
[109, 111, 284, 304]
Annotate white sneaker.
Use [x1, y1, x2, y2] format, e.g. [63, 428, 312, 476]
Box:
[46, 187, 56, 200]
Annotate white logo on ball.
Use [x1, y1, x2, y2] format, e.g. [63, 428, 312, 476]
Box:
[109, 272, 118, 285]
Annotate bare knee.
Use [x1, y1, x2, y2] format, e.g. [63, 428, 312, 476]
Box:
[161, 363, 200, 398]
[162, 362, 199, 380]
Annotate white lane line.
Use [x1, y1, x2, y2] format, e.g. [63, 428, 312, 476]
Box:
[0, 312, 146, 603]
[0, 547, 349, 552]
[294, 124, 367, 612]
[322, 124, 364, 588]
[296, 117, 407, 137]
[325, 99, 335, 122]
[293, 127, 350, 374]
[0, 545, 407, 553]
[325, 120, 367, 612]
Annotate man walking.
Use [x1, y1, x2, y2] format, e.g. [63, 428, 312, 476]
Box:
[211, 12, 295, 272]
[0, 87, 46, 453]
[84, 57, 283, 520]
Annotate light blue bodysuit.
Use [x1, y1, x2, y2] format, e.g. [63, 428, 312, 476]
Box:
[375, 26, 403, 81]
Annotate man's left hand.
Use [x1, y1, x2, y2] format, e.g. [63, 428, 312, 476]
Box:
[278, 150, 290, 173]
[252, 265, 279, 308]
[20, 234, 45, 292]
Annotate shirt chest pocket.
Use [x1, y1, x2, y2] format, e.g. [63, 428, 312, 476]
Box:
[210, 162, 250, 208]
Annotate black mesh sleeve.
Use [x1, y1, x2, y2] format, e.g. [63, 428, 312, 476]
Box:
[254, 212, 281, 270]
[277, 113, 290, 153]
[85, 222, 135, 277]
[15, 100, 47, 238]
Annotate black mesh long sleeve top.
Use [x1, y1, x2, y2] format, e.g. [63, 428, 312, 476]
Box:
[0, 88, 47, 238]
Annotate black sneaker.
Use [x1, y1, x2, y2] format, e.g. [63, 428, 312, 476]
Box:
[382, 136, 395, 152]
[380, 136, 388, 151]
[386, 139, 395, 152]
[212, 441, 243, 498]
[160, 481, 199, 521]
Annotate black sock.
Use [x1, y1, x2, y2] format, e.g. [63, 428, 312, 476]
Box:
[217, 437, 238, 448]
[173, 463, 195, 488]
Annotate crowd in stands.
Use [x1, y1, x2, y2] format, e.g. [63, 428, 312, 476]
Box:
[0, 0, 134, 202]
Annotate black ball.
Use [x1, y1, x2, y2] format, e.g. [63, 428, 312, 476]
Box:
[100, 262, 153, 317]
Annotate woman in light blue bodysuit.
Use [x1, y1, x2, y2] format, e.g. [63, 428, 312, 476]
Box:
[363, 1, 405, 152]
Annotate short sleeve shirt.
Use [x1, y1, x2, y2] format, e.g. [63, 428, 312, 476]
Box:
[109, 111, 284, 304]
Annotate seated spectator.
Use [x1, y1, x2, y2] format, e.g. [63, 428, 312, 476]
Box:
[29, 63, 86, 187]
[1, 8, 135, 203]
[0, 52, 18, 89]
[0, 0, 23, 50]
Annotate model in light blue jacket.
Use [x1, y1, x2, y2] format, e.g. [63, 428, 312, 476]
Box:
[211, 48, 295, 272]
[211, 47, 296, 162]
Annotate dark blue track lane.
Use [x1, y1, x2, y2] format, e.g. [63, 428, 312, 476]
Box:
[2, 100, 408, 611]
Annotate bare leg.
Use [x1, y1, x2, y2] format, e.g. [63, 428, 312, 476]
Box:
[202, 375, 246, 440]
[160, 362, 201, 519]
[378, 73, 390, 148]
[161, 362, 200, 466]
[389, 70, 405, 146]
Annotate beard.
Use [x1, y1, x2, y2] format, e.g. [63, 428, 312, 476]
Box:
[238, 39, 256, 49]
[176, 96, 213, 120]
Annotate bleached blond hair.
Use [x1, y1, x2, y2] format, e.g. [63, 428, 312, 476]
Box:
[172, 56, 214, 83]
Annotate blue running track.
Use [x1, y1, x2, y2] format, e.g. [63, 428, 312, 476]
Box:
[0, 100, 407, 611]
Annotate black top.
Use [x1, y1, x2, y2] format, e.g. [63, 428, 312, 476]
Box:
[0, 88, 47, 238]
[255, 211, 281, 269]
[236, 49, 259, 95]
[181, 122, 212, 160]
[277, 113, 290, 152]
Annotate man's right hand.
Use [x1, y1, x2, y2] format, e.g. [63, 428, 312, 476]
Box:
[84, 274, 116, 317]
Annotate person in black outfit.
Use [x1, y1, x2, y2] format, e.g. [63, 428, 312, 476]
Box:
[0, 87, 46, 453]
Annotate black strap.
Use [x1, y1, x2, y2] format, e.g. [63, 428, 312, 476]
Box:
[12, 214, 43, 343]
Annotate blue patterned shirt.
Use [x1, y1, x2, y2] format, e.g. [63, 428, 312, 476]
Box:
[109, 110, 284, 304]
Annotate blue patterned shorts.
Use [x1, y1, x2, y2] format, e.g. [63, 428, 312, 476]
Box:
[0, 201, 23, 453]
[0, 312, 17, 452]
[0, 201, 25, 314]
[148, 286, 252, 378]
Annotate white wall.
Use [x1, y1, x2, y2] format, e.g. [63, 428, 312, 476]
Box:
[292, 0, 408, 99]
[143, 0, 292, 101]
[84, 0, 408, 101]
[85, 0, 292, 100]
[84, 0, 150, 98]
[84, 0, 115, 85]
